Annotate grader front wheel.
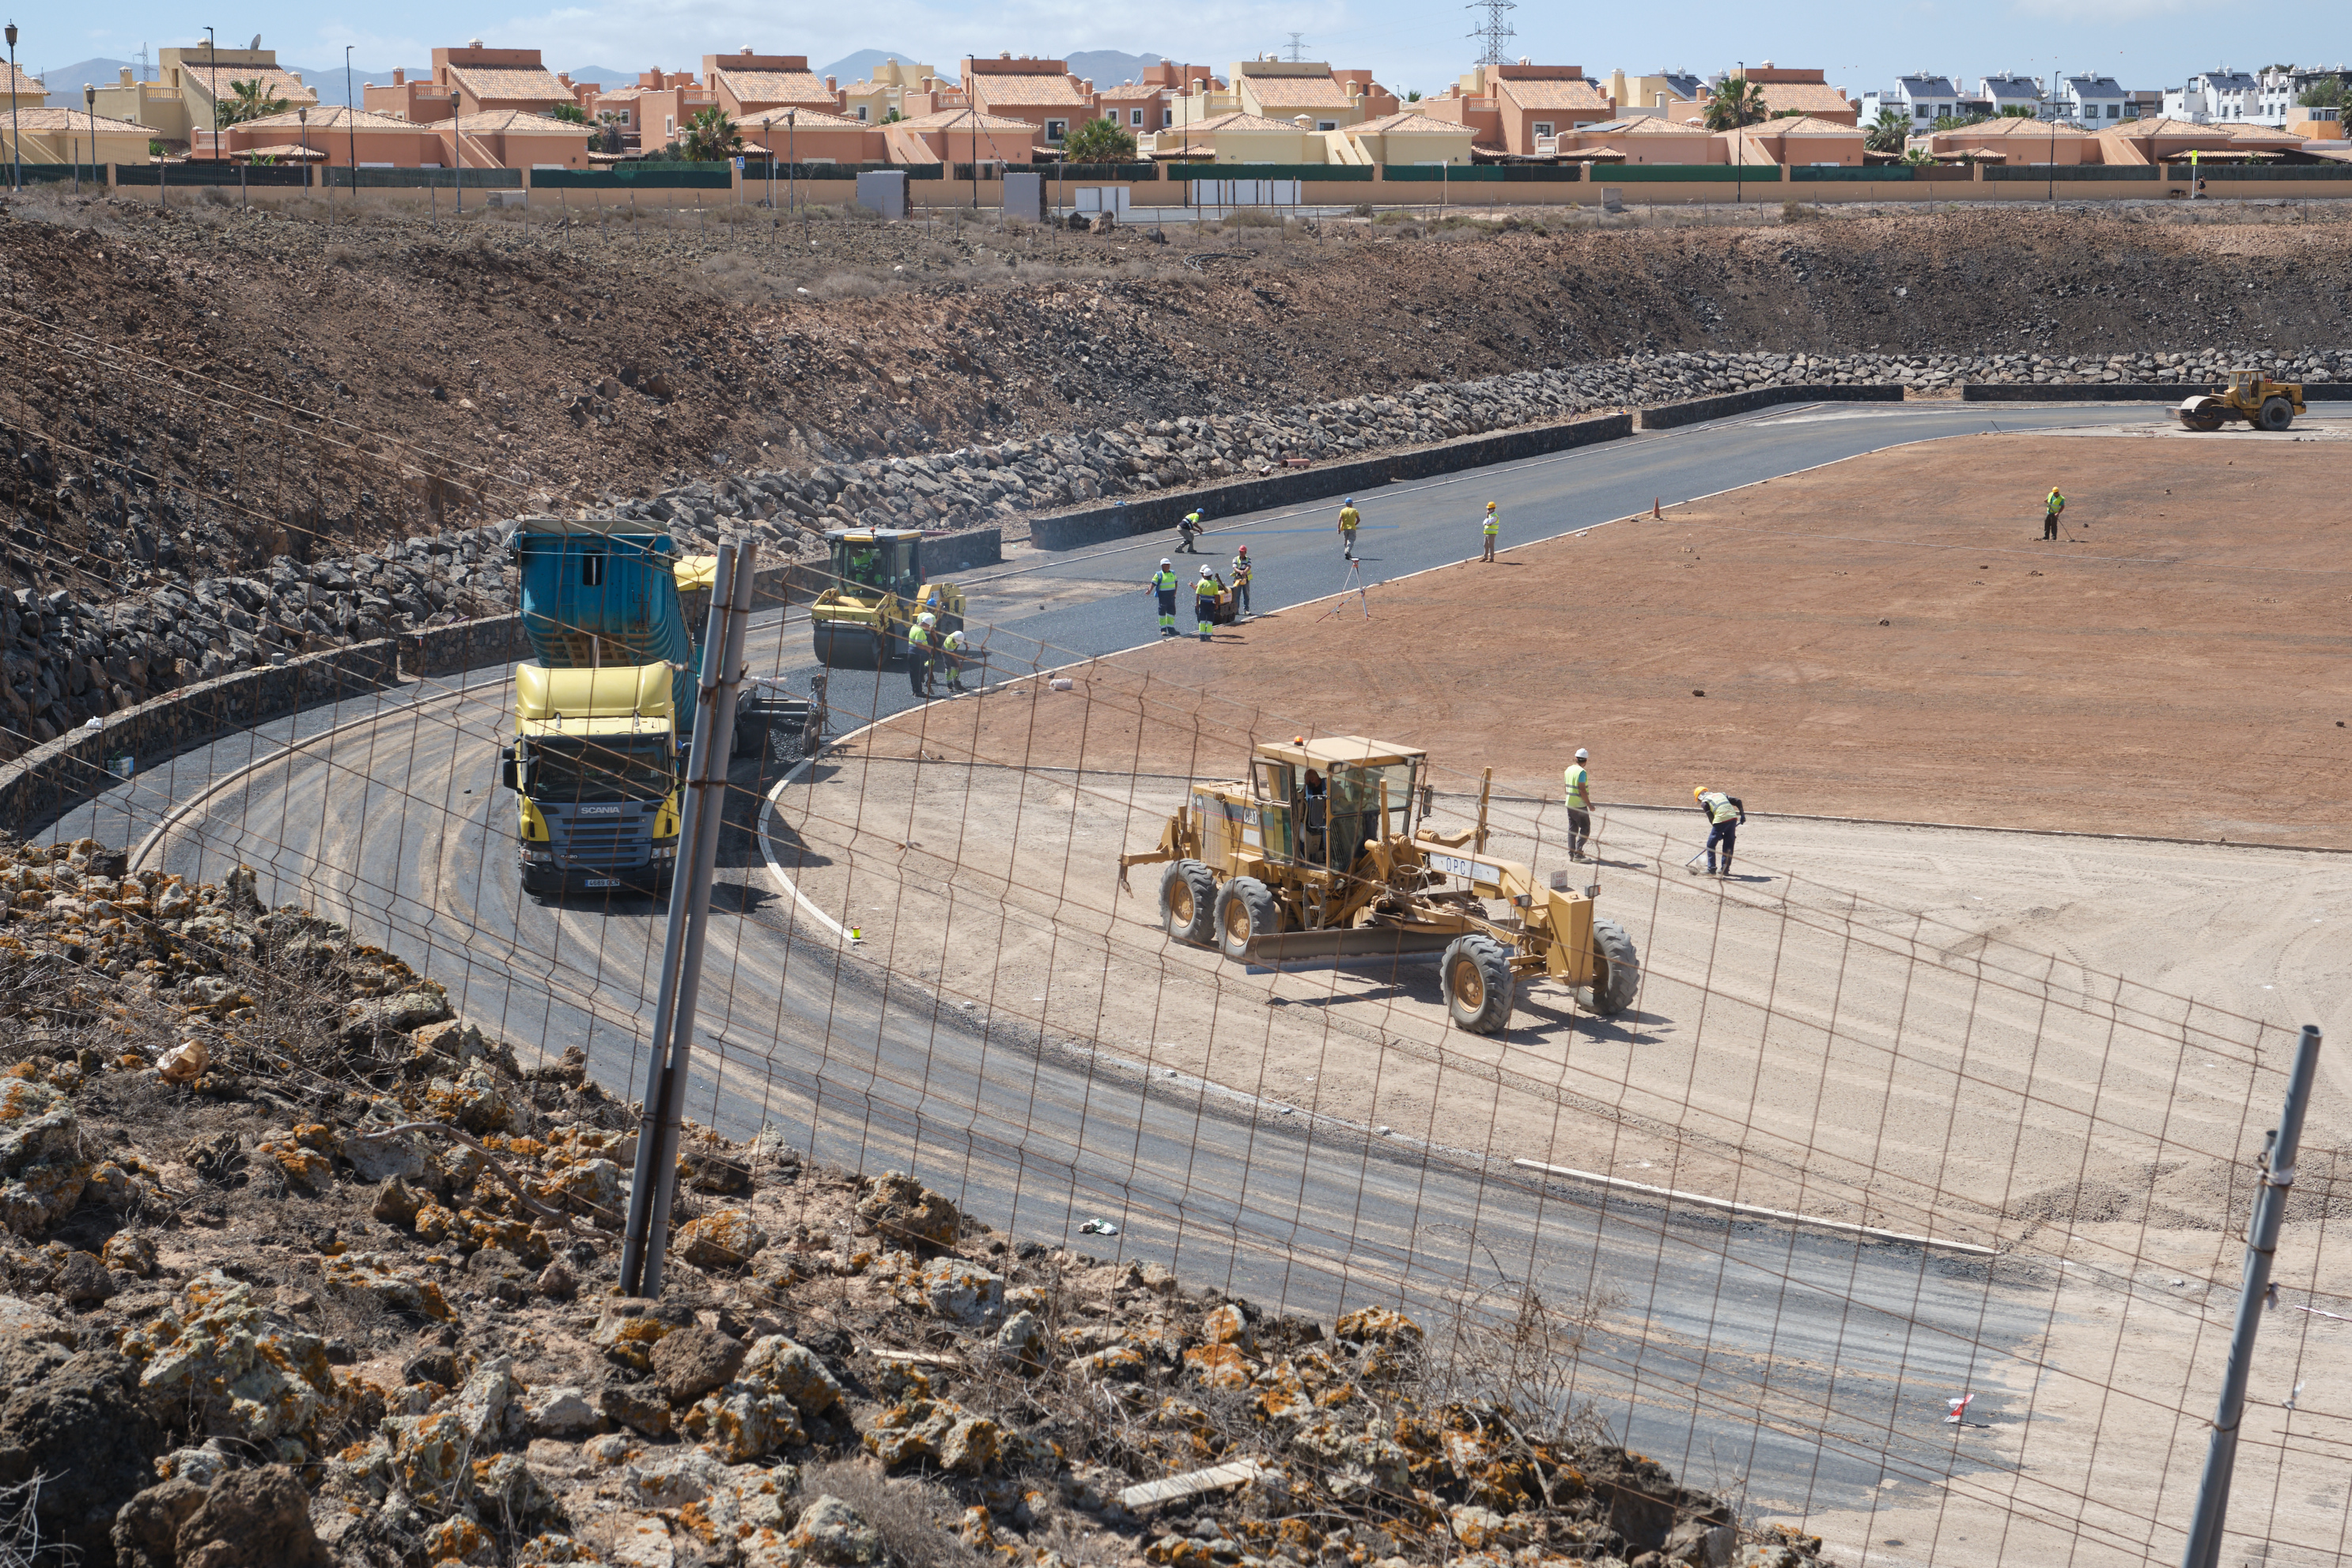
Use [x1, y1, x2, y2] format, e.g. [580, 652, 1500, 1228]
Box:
[1214, 876, 1282, 961]
[1441, 934, 1514, 1034]
[1590, 918, 1640, 1016]
[1160, 860, 1219, 946]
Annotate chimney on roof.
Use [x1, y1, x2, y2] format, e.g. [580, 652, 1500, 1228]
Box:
[467, 37, 483, 48]
[1000, 51, 1012, 60]
[826, 74, 837, 91]
[1295, 114, 1311, 128]
[743, 46, 754, 55]
[393, 67, 405, 84]
[1082, 77, 1094, 94]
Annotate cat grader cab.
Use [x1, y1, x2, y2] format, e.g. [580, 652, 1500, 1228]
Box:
[1117, 736, 1639, 1034]
[810, 527, 966, 669]
[2177, 370, 2305, 433]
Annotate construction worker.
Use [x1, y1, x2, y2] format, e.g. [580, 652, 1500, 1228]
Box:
[1178, 509, 1204, 554]
[1692, 785, 1747, 878]
[1563, 748, 1594, 861]
[1480, 501, 1499, 563]
[1337, 497, 1361, 561]
[2043, 486, 2067, 541]
[940, 625, 970, 693]
[1149, 558, 1180, 636]
[907, 613, 936, 699]
[1230, 545, 1253, 617]
[1194, 564, 1224, 642]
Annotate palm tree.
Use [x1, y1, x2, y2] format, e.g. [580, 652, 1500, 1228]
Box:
[216, 77, 290, 127]
[1062, 115, 1137, 164]
[1866, 107, 1911, 153]
[677, 106, 744, 163]
[1702, 76, 1768, 131]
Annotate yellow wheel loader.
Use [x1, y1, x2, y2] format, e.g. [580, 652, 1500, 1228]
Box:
[2177, 370, 2305, 433]
[1117, 736, 1639, 1034]
[810, 527, 966, 669]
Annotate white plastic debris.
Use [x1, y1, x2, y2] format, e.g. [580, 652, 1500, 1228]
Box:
[1078, 1219, 1119, 1236]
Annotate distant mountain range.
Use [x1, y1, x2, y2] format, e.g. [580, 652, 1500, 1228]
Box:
[34, 55, 399, 108]
[817, 49, 955, 85]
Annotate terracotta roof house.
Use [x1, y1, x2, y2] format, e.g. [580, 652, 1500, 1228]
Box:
[884, 106, 1041, 165]
[2095, 115, 2304, 164]
[219, 105, 446, 166]
[840, 58, 947, 124]
[591, 70, 714, 152]
[1231, 58, 1374, 130]
[0, 107, 153, 167]
[438, 109, 595, 171]
[1348, 111, 1477, 166]
[735, 105, 886, 164]
[93, 43, 316, 153]
[1142, 110, 1322, 163]
[1426, 63, 1612, 154]
[1741, 66, 1855, 126]
[1552, 115, 1724, 164]
[1916, 112, 2096, 164]
[705, 51, 844, 117]
[1731, 113, 1866, 166]
[962, 55, 1099, 151]
[2, 63, 48, 108]
[437, 46, 572, 114]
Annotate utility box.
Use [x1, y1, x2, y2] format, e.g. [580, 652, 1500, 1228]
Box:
[1002, 171, 1045, 223]
[854, 169, 907, 220]
[1600, 187, 1624, 213]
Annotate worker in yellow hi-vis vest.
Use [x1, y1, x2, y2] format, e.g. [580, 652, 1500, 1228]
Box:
[1563, 749, 1594, 861]
[1480, 501, 1499, 563]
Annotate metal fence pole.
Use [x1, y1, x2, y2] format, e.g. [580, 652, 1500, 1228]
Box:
[2180, 1022, 2324, 1568]
[618, 540, 758, 1297]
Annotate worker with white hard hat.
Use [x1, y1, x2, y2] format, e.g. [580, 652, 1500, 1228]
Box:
[1337, 497, 1361, 561]
[1563, 748, 1594, 861]
[906, 611, 936, 700]
[1148, 558, 1181, 637]
[1193, 562, 1225, 642]
[940, 623, 970, 693]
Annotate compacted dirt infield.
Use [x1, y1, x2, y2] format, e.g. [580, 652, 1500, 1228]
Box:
[865, 424, 2352, 848]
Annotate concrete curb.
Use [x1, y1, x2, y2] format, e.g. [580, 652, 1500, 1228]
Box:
[1511, 1158, 1999, 1257]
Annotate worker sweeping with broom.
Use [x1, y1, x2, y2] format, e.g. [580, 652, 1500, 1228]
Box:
[1692, 785, 1746, 878]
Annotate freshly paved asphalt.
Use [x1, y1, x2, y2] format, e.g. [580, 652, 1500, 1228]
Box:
[52, 400, 2275, 1520]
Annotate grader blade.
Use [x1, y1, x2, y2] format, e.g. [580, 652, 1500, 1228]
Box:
[1243, 928, 1459, 968]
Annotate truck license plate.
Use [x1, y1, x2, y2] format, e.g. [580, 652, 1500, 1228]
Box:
[584, 878, 620, 888]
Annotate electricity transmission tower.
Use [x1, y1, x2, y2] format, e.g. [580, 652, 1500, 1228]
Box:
[1465, 0, 1517, 66]
[1284, 32, 1307, 62]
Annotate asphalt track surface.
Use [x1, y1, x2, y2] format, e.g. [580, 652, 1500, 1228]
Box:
[54, 399, 2297, 1521]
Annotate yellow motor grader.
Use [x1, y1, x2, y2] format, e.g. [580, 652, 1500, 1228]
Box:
[1117, 736, 1639, 1034]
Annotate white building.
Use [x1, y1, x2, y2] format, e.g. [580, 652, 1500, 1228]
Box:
[2165, 70, 2259, 123]
[2057, 74, 2126, 123]
[1976, 74, 2045, 116]
[1857, 74, 1960, 128]
[2252, 66, 2349, 127]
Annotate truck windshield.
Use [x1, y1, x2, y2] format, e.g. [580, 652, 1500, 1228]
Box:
[533, 736, 675, 803]
[834, 542, 891, 591]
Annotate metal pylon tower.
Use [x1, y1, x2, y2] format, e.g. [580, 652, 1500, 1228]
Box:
[1284, 32, 1307, 62]
[1465, 0, 1517, 66]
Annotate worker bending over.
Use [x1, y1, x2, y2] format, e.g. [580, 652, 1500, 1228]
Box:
[1149, 558, 1180, 637]
[1692, 785, 1746, 878]
[1178, 510, 1204, 553]
[1480, 501, 1499, 563]
[940, 625, 970, 693]
[907, 613, 936, 699]
[1194, 565, 1225, 642]
[2044, 487, 2066, 541]
[1230, 546, 1252, 617]
[1563, 748, 1594, 861]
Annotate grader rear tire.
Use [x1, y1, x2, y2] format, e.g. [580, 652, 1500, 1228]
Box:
[1161, 860, 1219, 946]
[1590, 918, 1640, 1016]
[1214, 876, 1282, 961]
[1441, 934, 1514, 1035]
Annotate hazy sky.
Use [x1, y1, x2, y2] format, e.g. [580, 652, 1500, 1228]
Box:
[21, 0, 2348, 98]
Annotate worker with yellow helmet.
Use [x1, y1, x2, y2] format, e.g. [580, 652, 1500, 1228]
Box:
[1480, 500, 1500, 563]
[1692, 784, 1746, 878]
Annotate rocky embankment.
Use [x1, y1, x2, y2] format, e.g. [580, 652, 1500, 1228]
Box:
[0, 833, 1826, 1568]
[9, 342, 2343, 761]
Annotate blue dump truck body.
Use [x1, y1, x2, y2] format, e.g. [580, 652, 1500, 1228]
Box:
[512, 515, 699, 720]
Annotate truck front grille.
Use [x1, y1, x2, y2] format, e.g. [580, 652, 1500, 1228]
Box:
[551, 817, 648, 867]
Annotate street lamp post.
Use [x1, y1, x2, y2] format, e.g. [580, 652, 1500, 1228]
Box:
[299, 104, 308, 191]
[205, 25, 217, 162]
[344, 45, 355, 208]
[7, 22, 22, 195]
[85, 81, 95, 194]
[1736, 59, 1745, 204]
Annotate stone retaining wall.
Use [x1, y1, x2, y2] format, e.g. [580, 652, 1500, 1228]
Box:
[1961, 382, 2352, 402]
[1635, 383, 1904, 430]
[0, 641, 400, 837]
[1031, 417, 1632, 550]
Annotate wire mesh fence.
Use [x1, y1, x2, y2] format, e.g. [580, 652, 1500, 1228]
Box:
[6, 560, 2341, 1568]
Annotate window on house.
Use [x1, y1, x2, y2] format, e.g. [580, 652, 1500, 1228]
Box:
[1130, 108, 1143, 126]
[664, 115, 674, 133]
[1046, 119, 1067, 141]
[1162, 110, 1171, 127]
[2108, 104, 2119, 118]
[1317, 119, 1337, 130]
[856, 105, 868, 121]
[1532, 121, 1554, 138]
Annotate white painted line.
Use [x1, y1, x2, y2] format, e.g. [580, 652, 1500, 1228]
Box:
[1511, 1158, 1998, 1257]
[130, 694, 433, 873]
